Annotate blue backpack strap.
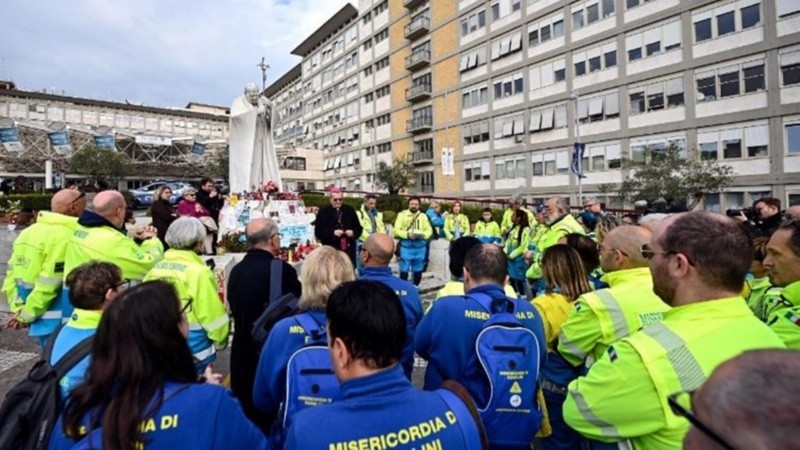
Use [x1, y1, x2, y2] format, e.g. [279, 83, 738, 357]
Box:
[434, 388, 483, 450]
[468, 292, 515, 315]
[269, 259, 283, 303]
[294, 313, 325, 343]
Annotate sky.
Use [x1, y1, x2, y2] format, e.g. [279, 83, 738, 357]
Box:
[2, 0, 352, 109]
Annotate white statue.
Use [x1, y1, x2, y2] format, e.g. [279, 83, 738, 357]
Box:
[228, 82, 282, 194]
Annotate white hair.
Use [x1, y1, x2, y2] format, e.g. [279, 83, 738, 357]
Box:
[639, 213, 670, 231]
[165, 217, 206, 250]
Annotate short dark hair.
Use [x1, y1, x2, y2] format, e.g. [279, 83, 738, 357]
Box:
[563, 233, 600, 273]
[449, 236, 482, 278]
[408, 196, 421, 205]
[778, 219, 800, 258]
[464, 244, 507, 285]
[200, 177, 214, 186]
[754, 197, 781, 210]
[482, 207, 492, 213]
[327, 281, 405, 369]
[364, 194, 377, 201]
[660, 212, 752, 291]
[752, 236, 770, 262]
[66, 261, 123, 310]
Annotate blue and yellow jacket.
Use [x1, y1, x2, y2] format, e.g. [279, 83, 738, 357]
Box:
[415, 284, 547, 405]
[359, 267, 423, 379]
[50, 308, 101, 398]
[285, 364, 481, 450]
[49, 382, 268, 450]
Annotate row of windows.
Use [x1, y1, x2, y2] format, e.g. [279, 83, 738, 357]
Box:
[694, 1, 762, 43]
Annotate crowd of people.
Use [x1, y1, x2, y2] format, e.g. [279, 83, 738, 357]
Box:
[2, 186, 800, 450]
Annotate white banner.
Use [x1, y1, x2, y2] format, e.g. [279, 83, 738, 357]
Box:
[135, 134, 172, 146]
[441, 147, 455, 176]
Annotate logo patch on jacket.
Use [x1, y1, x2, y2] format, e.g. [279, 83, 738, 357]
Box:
[54, 262, 65, 273]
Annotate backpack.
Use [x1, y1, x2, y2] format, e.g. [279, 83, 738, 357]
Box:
[251, 259, 300, 351]
[466, 292, 542, 448]
[0, 328, 94, 450]
[277, 313, 341, 445]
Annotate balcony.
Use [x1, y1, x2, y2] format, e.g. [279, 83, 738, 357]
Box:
[407, 116, 433, 134]
[404, 17, 430, 40]
[404, 0, 426, 9]
[405, 83, 432, 102]
[405, 50, 431, 71]
[412, 149, 434, 164]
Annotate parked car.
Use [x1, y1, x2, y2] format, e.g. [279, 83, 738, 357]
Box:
[131, 181, 193, 209]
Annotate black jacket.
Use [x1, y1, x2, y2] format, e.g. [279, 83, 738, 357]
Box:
[149, 199, 176, 247]
[313, 204, 363, 264]
[743, 211, 784, 239]
[196, 188, 223, 221]
[227, 248, 302, 430]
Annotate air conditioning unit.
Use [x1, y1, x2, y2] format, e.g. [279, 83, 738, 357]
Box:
[514, 136, 525, 143]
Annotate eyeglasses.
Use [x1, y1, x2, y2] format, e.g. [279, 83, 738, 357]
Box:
[331, 198, 343, 202]
[641, 244, 674, 260]
[112, 280, 131, 291]
[667, 392, 734, 450]
[180, 299, 194, 316]
[70, 191, 86, 205]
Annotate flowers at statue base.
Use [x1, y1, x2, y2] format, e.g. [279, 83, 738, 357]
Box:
[262, 180, 280, 194]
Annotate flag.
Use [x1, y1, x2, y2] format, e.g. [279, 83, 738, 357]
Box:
[571, 142, 586, 178]
[0, 127, 23, 152]
[94, 134, 116, 150]
[48, 131, 73, 155]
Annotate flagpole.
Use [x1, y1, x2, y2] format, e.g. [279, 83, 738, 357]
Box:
[570, 89, 583, 205]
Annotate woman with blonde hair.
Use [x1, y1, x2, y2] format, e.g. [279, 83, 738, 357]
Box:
[252, 246, 355, 448]
[532, 244, 592, 450]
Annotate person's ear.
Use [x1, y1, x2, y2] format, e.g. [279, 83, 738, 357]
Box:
[331, 337, 350, 369]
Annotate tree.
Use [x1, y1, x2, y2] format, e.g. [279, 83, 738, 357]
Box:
[603, 145, 734, 207]
[374, 158, 416, 195]
[204, 146, 229, 182]
[68, 145, 133, 185]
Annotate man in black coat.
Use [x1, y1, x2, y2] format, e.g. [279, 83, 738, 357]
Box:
[227, 217, 302, 432]
[314, 189, 362, 267]
[196, 177, 224, 253]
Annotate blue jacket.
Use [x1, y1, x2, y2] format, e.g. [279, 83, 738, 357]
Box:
[50, 309, 101, 399]
[49, 382, 268, 450]
[426, 207, 445, 239]
[359, 267, 423, 379]
[252, 310, 327, 435]
[415, 284, 547, 405]
[284, 365, 480, 450]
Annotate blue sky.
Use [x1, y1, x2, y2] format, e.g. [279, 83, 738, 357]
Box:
[2, 0, 351, 108]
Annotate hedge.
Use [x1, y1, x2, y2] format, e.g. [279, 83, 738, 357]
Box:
[0, 194, 54, 211]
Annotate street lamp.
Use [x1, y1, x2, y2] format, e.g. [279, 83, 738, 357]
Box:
[568, 89, 584, 205]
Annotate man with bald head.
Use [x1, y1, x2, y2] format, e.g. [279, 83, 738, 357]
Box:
[558, 225, 670, 369]
[358, 233, 422, 379]
[3, 189, 88, 346]
[227, 217, 302, 430]
[682, 349, 800, 450]
[62, 190, 163, 310]
[563, 212, 783, 450]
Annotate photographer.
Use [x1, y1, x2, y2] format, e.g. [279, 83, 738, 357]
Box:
[733, 198, 783, 239]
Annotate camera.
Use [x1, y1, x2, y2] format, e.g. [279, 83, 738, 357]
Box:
[726, 207, 757, 220]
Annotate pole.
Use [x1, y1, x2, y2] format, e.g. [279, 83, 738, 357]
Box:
[257, 57, 270, 91]
[573, 90, 583, 206]
[45, 160, 53, 189]
[371, 124, 376, 191]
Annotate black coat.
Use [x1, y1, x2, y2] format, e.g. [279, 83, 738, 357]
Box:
[227, 249, 302, 430]
[149, 199, 176, 247]
[196, 188, 223, 221]
[314, 204, 363, 265]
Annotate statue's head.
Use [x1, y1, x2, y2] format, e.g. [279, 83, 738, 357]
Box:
[244, 83, 260, 105]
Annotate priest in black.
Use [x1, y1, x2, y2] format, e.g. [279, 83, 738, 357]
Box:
[314, 189, 363, 267]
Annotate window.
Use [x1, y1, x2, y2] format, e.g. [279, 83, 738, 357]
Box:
[530, 58, 567, 89]
[575, 61, 586, 76]
[490, 33, 523, 60]
[374, 57, 390, 71]
[577, 91, 619, 123]
[496, 157, 526, 179]
[626, 0, 656, 8]
[626, 20, 681, 63]
[528, 13, 565, 47]
[376, 142, 392, 154]
[461, 9, 487, 37]
[462, 85, 489, 109]
[374, 1, 388, 15]
[777, 0, 800, 18]
[630, 77, 683, 114]
[700, 142, 718, 160]
[363, 66, 373, 77]
[572, 0, 614, 30]
[460, 46, 488, 72]
[697, 75, 716, 101]
[719, 70, 740, 98]
[717, 11, 736, 36]
[530, 103, 569, 132]
[723, 138, 742, 158]
[744, 65, 765, 92]
[463, 122, 491, 145]
[604, 50, 617, 68]
[376, 114, 391, 126]
[282, 157, 307, 171]
[493, 113, 525, 137]
[464, 160, 491, 181]
[630, 91, 646, 114]
[781, 49, 800, 86]
[699, 123, 769, 160]
[695, 19, 712, 42]
[374, 28, 389, 44]
[741, 4, 760, 29]
[788, 124, 800, 153]
[492, 0, 521, 21]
